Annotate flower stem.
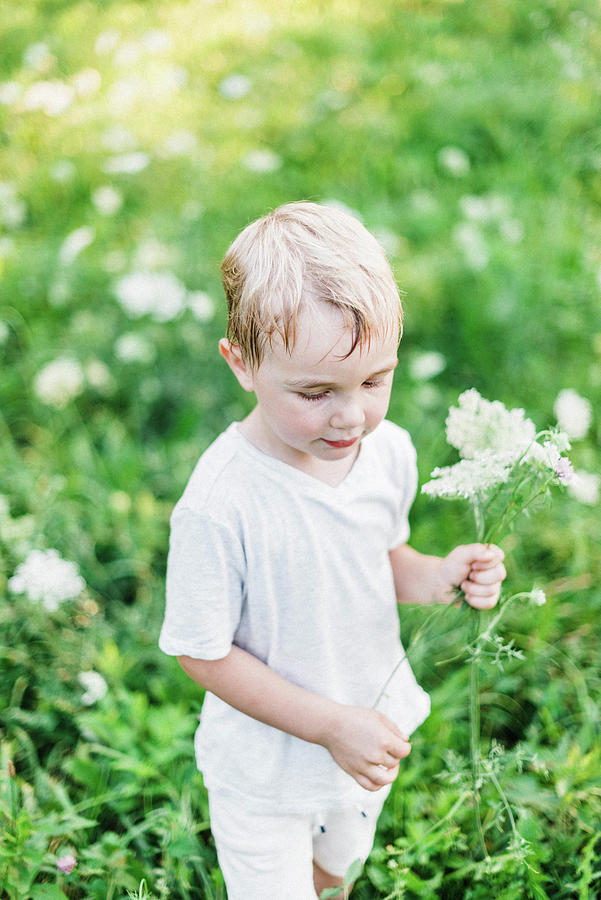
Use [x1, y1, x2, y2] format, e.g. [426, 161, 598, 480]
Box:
[470, 500, 488, 858]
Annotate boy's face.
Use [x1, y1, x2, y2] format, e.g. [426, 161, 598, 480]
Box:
[220, 302, 399, 472]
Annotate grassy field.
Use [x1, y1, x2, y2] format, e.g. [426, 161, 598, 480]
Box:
[1, 0, 600, 897]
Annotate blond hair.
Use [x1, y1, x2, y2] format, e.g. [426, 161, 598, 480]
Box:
[221, 201, 403, 368]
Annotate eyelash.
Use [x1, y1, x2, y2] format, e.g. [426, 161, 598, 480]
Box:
[299, 381, 382, 402]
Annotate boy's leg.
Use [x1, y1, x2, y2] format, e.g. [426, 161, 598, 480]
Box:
[208, 790, 318, 900]
[311, 785, 391, 896]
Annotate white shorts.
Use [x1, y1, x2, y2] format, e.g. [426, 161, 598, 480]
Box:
[208, 786, 391, 900]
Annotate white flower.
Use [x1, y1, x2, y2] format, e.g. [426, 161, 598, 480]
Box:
[78, 671, 108, 706]
[0, 182, 26, 229]
[453, 222, 489, 271]
[438, 146, 470, 177]
[218, 74, 252, 100]
[101, 125, 138, 153]
[409, 351, 446, 381]
[72, 68, 102, 96]
[241, 148, 282, 173]
[114, 332, 156, 364]
[529, 588, 546, 606]
[102, 152, 150, 175]
[114, 271, 187, 321]
[499, 219, 524, 244]
[59, 226, 95, 264]
[84, 359, 112, 392]
[527, 440, 574, 483]
[421, 450, 514, 500]
[94, 30, 121, 56]
[22, 80, 75, 116]
[34, 357, 85, 407]
[92, 185, 123, 216]
[161, 130, 198, 157]
[187, 291, 215, 321]
[445, 389, 536, 465]
[23, 42, 53, 70]
[8, 549, 85, 611]
[49, 159, 76, 182]
[568, 470, 600, 506]
[459, 195, 491, 222]
[554, 389, 592, 440]
[0, 82, 23, 106]
[142, 29, 173, 53]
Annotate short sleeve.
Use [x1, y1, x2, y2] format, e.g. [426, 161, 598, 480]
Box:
[386, 425, 418, 549]
[158, 505, 245, 659]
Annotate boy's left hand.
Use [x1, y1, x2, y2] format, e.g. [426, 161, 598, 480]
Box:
[438, 544, 506, 609]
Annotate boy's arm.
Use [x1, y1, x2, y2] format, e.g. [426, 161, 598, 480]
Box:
[178, 646, 411, 792]
[389, 542, 506, 608]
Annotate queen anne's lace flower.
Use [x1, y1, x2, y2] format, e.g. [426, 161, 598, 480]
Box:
[445, 389, 536, 464]
[421, 450, 514, 500]
[8, 549, 85, 611]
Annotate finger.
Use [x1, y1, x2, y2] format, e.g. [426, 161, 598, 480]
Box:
[468, 564, 506, 585]
[464, 587, 500, 610]
[462, 579, 500, 598]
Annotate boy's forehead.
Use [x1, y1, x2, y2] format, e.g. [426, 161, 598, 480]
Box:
[265, 303, 399, 373]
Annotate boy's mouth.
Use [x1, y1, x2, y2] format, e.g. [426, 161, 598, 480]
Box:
[322, 437, 359, 448]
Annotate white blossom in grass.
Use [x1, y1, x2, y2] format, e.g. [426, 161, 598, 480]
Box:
[8, 549, 85, 611]
[84, 359, 112, 393]
[78, 671, 108, 705]
[92, 185, 122, 216]
[445, 389, 536, 465]
[161, 130, 198, 157]
[241, 148, 282, 173]
[101, 125, 138, 153]
[72, 68, 101, 96]
[0, 82, 23, 106]
[59, 226, 95, 264]
[409, 351, 446, 381]
[0, 183, 26, 229]
[187, 291, 215, 322]
[453, 222, 489, 271]
[218, 74, 252, 100]
[421, 450, 514, 500]
[529, 588, 546, 606]
[50, 159, 76, 182]
[23, 80, 75, 116]
[23, 42, 53, 70]
[553, 389, 592, 440]
[95, 29, 120, 56]
[34, 357, 85, 407]
[102, 152, 150, 175]
[114, 332, 156, 364]
[568, 471, 600, 506]
[114, 271, 187, 321]
[438, 146, 470, 177]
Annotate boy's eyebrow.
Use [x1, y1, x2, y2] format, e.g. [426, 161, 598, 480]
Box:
[284, 360, 398, 389]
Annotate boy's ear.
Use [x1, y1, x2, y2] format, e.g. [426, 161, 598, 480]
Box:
[218, 339, 254, 392]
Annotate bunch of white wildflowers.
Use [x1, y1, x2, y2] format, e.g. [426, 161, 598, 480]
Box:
[8, 548, 85, 611]
[422, 389, 575, 530]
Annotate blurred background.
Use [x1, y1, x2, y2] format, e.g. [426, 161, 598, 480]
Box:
[1, 1, 600, 897]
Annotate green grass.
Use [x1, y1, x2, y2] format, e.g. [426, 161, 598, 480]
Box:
[1, 0, 600, 896]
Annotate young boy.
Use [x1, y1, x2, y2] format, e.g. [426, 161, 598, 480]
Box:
[159, 202, 506, 899]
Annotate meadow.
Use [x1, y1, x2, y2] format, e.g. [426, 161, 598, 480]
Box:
[1, 0, 600, 897]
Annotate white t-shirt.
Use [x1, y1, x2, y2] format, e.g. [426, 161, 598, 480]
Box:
[159, 419, 430, 814]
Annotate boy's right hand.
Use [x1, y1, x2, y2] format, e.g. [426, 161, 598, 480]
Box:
[321, 705, 411, 791]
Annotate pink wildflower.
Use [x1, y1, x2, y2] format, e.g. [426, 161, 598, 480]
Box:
[554, 457, 574, 485]
[56, 853, 77, 874]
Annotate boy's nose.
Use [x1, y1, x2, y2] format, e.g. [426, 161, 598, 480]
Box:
[329, 398, 364, 430]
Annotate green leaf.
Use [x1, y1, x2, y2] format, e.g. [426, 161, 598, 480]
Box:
[29, 886, 69, 900]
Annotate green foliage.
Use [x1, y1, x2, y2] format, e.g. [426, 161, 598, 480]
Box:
[1, 0, 600, 896]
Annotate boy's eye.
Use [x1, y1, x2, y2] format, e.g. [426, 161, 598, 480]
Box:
[363, 380, 382, 389]
[298, 391, 328, 402]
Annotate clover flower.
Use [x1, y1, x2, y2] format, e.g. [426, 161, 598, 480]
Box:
[8, 549, 85, 611]
[56, 853, 77, 874]
[114, 270, 187, 321]
[78, 671, 108, 705]
[529, 588, 546, 606]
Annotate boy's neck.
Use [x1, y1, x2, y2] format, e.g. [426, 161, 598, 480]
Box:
[238, 409, 359, 487]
